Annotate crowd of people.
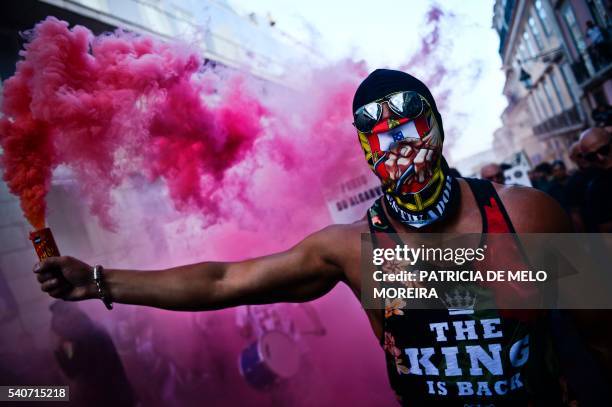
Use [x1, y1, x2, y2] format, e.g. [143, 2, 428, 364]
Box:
[479, 126, 612, 233]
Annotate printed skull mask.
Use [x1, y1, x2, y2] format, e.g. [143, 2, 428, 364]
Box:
[359, 99, 443, 196]
[353, 69, 457, 229]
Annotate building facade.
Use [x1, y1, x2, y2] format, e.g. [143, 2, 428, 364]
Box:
[555, 0, 611, 119]
[493, 0, 610, 167]
[1, 0, 322, 83]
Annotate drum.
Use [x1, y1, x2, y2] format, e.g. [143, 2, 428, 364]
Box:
[238, 330, 300, 390]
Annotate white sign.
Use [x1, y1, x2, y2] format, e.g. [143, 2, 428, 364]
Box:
[323, 167, 382, 224]
[503, 151, 532, 187]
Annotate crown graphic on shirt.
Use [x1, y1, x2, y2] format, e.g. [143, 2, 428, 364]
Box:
[441, 287, 476, 315]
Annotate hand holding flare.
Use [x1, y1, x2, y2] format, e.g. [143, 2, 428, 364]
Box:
[30, 227, 60, 261]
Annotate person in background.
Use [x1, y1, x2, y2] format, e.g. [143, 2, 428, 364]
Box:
[586, 20, 605, 45]
[572, 127, 612, 396]
[50, 301, 135, 407]
[566, 141, 597, 231]
[586, 20, 609, 67]
[529, 162, 553, 192]
[591, 103, 612, 128]
[551, 160, 568, 182]
[480, 162, 505, 184]
[580, 127, 612, 232]
[568, 142, 588, 172]
[546, 160, 570, 214]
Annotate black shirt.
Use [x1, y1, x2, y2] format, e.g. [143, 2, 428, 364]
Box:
[584, 169, 612, 231]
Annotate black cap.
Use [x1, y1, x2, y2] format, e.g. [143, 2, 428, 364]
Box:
[352, 69, 444, 140]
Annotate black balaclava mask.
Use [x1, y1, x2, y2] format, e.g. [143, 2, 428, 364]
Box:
[353, 69, 459, 229]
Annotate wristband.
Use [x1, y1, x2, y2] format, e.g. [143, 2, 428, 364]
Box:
[92, 264, 113, 310]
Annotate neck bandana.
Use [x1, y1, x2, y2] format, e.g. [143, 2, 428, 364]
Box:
[353, 69, 459, 229]
[383, 167, 459, 228]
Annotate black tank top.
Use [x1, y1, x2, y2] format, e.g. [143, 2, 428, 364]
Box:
[367, 178, 562, 406]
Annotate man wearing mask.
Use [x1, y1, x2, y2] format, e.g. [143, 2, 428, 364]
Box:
[34, 70, 597, 405]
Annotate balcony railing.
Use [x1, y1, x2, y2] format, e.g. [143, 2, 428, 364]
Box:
[570, 42, 612, 85]
[533, 106, 581, 137]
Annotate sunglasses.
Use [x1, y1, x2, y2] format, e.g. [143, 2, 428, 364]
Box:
[353, 91, 427, 134]
[584, 142, 611, 162]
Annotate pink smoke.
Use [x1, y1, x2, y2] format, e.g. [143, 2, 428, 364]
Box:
[0, 12, 454, 231]
[1, 17, 268, 229]
[399, 5, 461, 156]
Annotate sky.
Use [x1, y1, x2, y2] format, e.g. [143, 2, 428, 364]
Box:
[226, 0, 508, 162]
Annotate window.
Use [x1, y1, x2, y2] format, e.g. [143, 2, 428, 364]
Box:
[535, 0, 552, 37]
[512, 58, 521, 74]
[535, 86, 552, 118]
[523, 31, 536, 57]
[518, 43, 530, 63]
[559, 63, 580, 105]
[562, 3, 587, 53]
[548, 72, 566, 111]
[542, 78, 559, 114]
[79, 0, 109, 12]
[588, 0, 609, 29]
[140, 1, 173, 36]
[528, 16, 544, 50]
[528, 95, 545, 123]
[562, 2, 595, 75]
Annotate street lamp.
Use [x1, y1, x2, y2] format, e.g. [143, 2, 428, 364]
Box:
[516, 47, 562, 90]
[519, 67, 532, 89]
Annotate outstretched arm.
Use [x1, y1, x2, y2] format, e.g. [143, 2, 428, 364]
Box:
[34, 226, 347, 311]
